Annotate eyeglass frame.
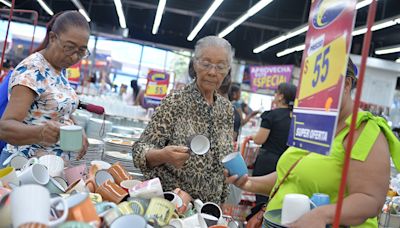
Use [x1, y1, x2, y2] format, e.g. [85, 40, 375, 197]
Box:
[54, 33, 91, 59]
[195, 58, 230, 74]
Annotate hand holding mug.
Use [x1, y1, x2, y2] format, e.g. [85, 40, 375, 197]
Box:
[39, 121, 61, 146]
[164, 146, 190, 169]
[223, 169, 250, 190]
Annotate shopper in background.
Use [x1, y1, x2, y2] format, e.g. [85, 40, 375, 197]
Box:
[0, 11, 90, 166]
[130, 79, 141, 105]
[229, 83, 259, 141]
[251, 83, 297, 205]
[133, 36, 234, 203]
[225, 59, 400, 227]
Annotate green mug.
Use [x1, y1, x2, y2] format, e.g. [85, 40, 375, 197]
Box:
[60, 125, 83, 152]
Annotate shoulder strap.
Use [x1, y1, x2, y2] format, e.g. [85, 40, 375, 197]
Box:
[268, 154, 309, 200]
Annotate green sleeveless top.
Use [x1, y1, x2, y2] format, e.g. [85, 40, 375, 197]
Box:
[266, 111, 400, 228]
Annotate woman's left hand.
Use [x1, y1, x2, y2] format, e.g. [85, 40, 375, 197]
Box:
[76, 130, 89, 160]
[287, 209, 327, 228]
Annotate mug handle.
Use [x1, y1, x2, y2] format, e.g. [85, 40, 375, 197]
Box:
[21, 157, 39, 171]
[49, 197, 68, 227]
[85, 178, 96, 193]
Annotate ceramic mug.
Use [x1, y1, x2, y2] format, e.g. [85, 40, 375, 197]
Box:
[54, 176, 69, 190]
[18, 163, 49, 185]
[110, 214, 147, 228]
[0, 187, 12, 227]
[65, 179, 88, 194]
[120, 179, 142, 192]
[129, 177, 163, 199]
[88, 193, 103, 204]
[127, 197, 150, 216]
[117, 201, 135, 215]
[61, 192, 100, 225]
[64, 164, 87, 185]
[0, 166, 19, 185]
[95, 202, 117, 216]
[39, 154, 64, 177]
[96, 179, 128, 204]
[173, 188, 192, 214]
[60, 125, 83, 152]
[90, 160, 111, 170]
[11, 185, 68, 227]
[187, 135, 210, 155]
[95, 169, 115, 187]
[108, 162, 132, 185]
[9, 155, 29, 170]
[194, 199, 222, 227]
[45, 177, 66, 194]
[18, 222, 48, 228]
[102, 208, 123, 227]
[145, 197, 178, 226]
[221, 152, 247, 177]
[281, 193, 311, 225]
[164, 191, 183, 209]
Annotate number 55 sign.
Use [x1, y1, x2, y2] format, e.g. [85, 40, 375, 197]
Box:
[288, 0, 357, 155]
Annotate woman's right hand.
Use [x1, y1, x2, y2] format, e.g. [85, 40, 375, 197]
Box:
[224, 169, 250, 190]
[38, 121, 61, 146]
[163, 145, 190, 168]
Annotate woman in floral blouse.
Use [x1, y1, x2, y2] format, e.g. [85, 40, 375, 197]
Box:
[0, 11, 90, 165]
[133, 36, 234, 203]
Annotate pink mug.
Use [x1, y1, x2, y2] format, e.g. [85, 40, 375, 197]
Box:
[64, 164, 86, 185]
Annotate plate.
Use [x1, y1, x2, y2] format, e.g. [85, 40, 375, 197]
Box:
[104, 151, 132, 161]
[263, 209, 287, 228]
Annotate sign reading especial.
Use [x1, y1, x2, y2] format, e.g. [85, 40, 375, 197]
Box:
[250, 65, 293, 92]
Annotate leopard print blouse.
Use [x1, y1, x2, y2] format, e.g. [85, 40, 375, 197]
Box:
[133, 82, 234, 204]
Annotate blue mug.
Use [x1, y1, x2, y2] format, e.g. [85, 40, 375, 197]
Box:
[222, 152, 247, 177]
[311, 193, 330, 208]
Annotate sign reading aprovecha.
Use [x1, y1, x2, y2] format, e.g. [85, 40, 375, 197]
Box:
[249, 65, 293, 92]
[287, 0, 357, 155]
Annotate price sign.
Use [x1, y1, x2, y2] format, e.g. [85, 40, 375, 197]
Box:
[144, 70, 170, 106]
[287, 0, 357, 155]
[298, 35, 347, 101]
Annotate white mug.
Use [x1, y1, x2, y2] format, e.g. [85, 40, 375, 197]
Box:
[18, 163, 49, 185]
[11, 185, 68, 227]
[39, 155, 64, 177]
[281, 194, 311, 225]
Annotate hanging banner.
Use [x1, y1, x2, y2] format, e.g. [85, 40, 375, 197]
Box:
[287, 0, 357, 155]
[144, 70, 170, 106]
[249, 65, 293, 92]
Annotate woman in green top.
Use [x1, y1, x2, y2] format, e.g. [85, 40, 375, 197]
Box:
[225, 59, 400, 228]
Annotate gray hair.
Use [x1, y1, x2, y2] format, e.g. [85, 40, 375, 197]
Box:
[194, 36, 234, 66]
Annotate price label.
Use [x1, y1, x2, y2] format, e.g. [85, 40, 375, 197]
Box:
[298, 35, 347, 101]
[146, 85, 167, 96]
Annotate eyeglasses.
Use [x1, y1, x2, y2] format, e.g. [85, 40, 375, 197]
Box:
[196, 59, 230, 74]
[55, 34, 90, 59]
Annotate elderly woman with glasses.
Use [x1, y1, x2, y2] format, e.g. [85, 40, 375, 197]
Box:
[133, 36, 234, 203]
[0, 11, 90, 165]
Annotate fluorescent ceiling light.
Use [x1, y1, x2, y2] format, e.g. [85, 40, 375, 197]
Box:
[78, 9, 91, 22]
[352, 27, 367, 36]
[152, 0, 167, 35]
[253, 25, 308, 53]
[254, 0, 375, 54]
[71, 0, 91, 22]
[187, 0, 224, 41]
[375, 45, 400, 55]
[372, 20, 396, 31]
[356, 0, 373, 10]
[218, 0, 273, 38]
[0, 0, 11, 7]
[113, 0, 126, 29]
[37, 0, 54, 16]
[276, 44, 305, 57]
